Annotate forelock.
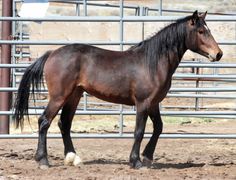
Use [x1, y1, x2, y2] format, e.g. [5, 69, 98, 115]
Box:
[204, 24, 210, 31]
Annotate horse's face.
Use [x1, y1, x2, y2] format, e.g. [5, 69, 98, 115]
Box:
[186, 11, 223, 61]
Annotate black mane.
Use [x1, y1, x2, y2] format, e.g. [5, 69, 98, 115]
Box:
[130, 15, 192, 75]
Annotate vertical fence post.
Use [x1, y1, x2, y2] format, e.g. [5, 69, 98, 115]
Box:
[159, 0, 162, 16]
[195, 67, 200, 110]
[0, 1, 12, 134]
[76, 2, 80, 16]
[12, 0, 16, 89]
[119, 0, 124, 136]
[140, 6, 145, 44]
[83, 0, 87, 16]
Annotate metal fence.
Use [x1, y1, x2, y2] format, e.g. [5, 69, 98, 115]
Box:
[0, 0, 235, 138]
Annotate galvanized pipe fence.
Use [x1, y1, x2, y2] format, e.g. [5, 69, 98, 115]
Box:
[0, 0, 235, 138]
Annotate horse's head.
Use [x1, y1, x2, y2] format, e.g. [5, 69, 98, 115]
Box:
[186, 10, 223, 61]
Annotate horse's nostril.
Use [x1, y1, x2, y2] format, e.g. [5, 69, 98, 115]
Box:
[216, 52, 223, 61]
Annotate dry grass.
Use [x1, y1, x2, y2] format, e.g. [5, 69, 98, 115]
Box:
[10, 113, 219, 135]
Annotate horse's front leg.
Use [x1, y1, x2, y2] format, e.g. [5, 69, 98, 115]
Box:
[129, 104, 148, 169]
[142, 105, 163, 167]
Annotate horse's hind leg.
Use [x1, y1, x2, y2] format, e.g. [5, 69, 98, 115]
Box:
[35, 96, 66, 169]
[58, 88, 83, 166]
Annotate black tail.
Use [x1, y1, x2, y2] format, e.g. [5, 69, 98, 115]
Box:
[14, 51, 52, 128]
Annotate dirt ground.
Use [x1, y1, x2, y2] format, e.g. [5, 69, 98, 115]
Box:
[0, 120, 235, 180]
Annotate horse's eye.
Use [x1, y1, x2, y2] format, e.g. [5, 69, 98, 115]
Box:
[198, 30, 204, 34]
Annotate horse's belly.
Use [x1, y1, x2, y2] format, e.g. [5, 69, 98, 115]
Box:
[88, 90, 134, 106]
[79, 83, 135, 106]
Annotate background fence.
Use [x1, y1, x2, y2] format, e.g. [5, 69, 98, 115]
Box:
[0, 0, 235, 138]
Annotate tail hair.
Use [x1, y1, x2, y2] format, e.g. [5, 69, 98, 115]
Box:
[14, 51, 52, 129]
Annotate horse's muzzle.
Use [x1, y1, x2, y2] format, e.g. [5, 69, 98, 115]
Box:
[216, 51, 223, 61]
[208, 50, 223, 62]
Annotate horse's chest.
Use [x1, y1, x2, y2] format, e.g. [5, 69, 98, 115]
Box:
[152, 79, 172, 103]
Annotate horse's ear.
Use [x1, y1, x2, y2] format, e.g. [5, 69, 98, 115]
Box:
[199, 11, 207, 20]
[193, 10, 198, 18]
[191, 10, 199, 25]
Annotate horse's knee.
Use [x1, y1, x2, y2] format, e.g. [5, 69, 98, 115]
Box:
[153, 120, 163, 136]
[58, 119, 63, 131]
[156, 121, 163, 135]
[58, 118, 70, 134]
[134, 130, 144, 142]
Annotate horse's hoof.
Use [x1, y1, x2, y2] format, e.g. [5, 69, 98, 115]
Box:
[39, 164, 49, 170]
[131, 160, 143, 169]
[64, 152, 83, 166]
[36, 157, 50, 169]
[64, 152, 76, 166]
[73, 155, 83, 166]
[142, 156, 152, 168]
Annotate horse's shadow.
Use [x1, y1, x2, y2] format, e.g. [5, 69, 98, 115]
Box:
[83, 159, 206, 169]
[152, 162, 205, 169]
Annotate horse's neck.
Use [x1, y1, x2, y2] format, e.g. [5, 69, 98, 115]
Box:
[161, 23, 187, 75]
[163, 43, 187, 76]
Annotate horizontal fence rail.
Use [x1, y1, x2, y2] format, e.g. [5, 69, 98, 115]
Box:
[2, 63, 236, 68]
[1, 16, 236, 22]
[1, 87, 236, 92]
[0, 40, 235, 45]
[2, 110, 236, 116]
[0, 133, 236, 139]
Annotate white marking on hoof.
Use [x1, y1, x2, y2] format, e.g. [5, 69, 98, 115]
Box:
[73, 155, 82, 166]
[142, 156, 152, 168]
[64, 152, 83, 166]
[64, 152, 76, 166]
[39, 165, 49, 170]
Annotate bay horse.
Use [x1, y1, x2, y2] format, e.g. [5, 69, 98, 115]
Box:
[14, 11, 222, 169]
